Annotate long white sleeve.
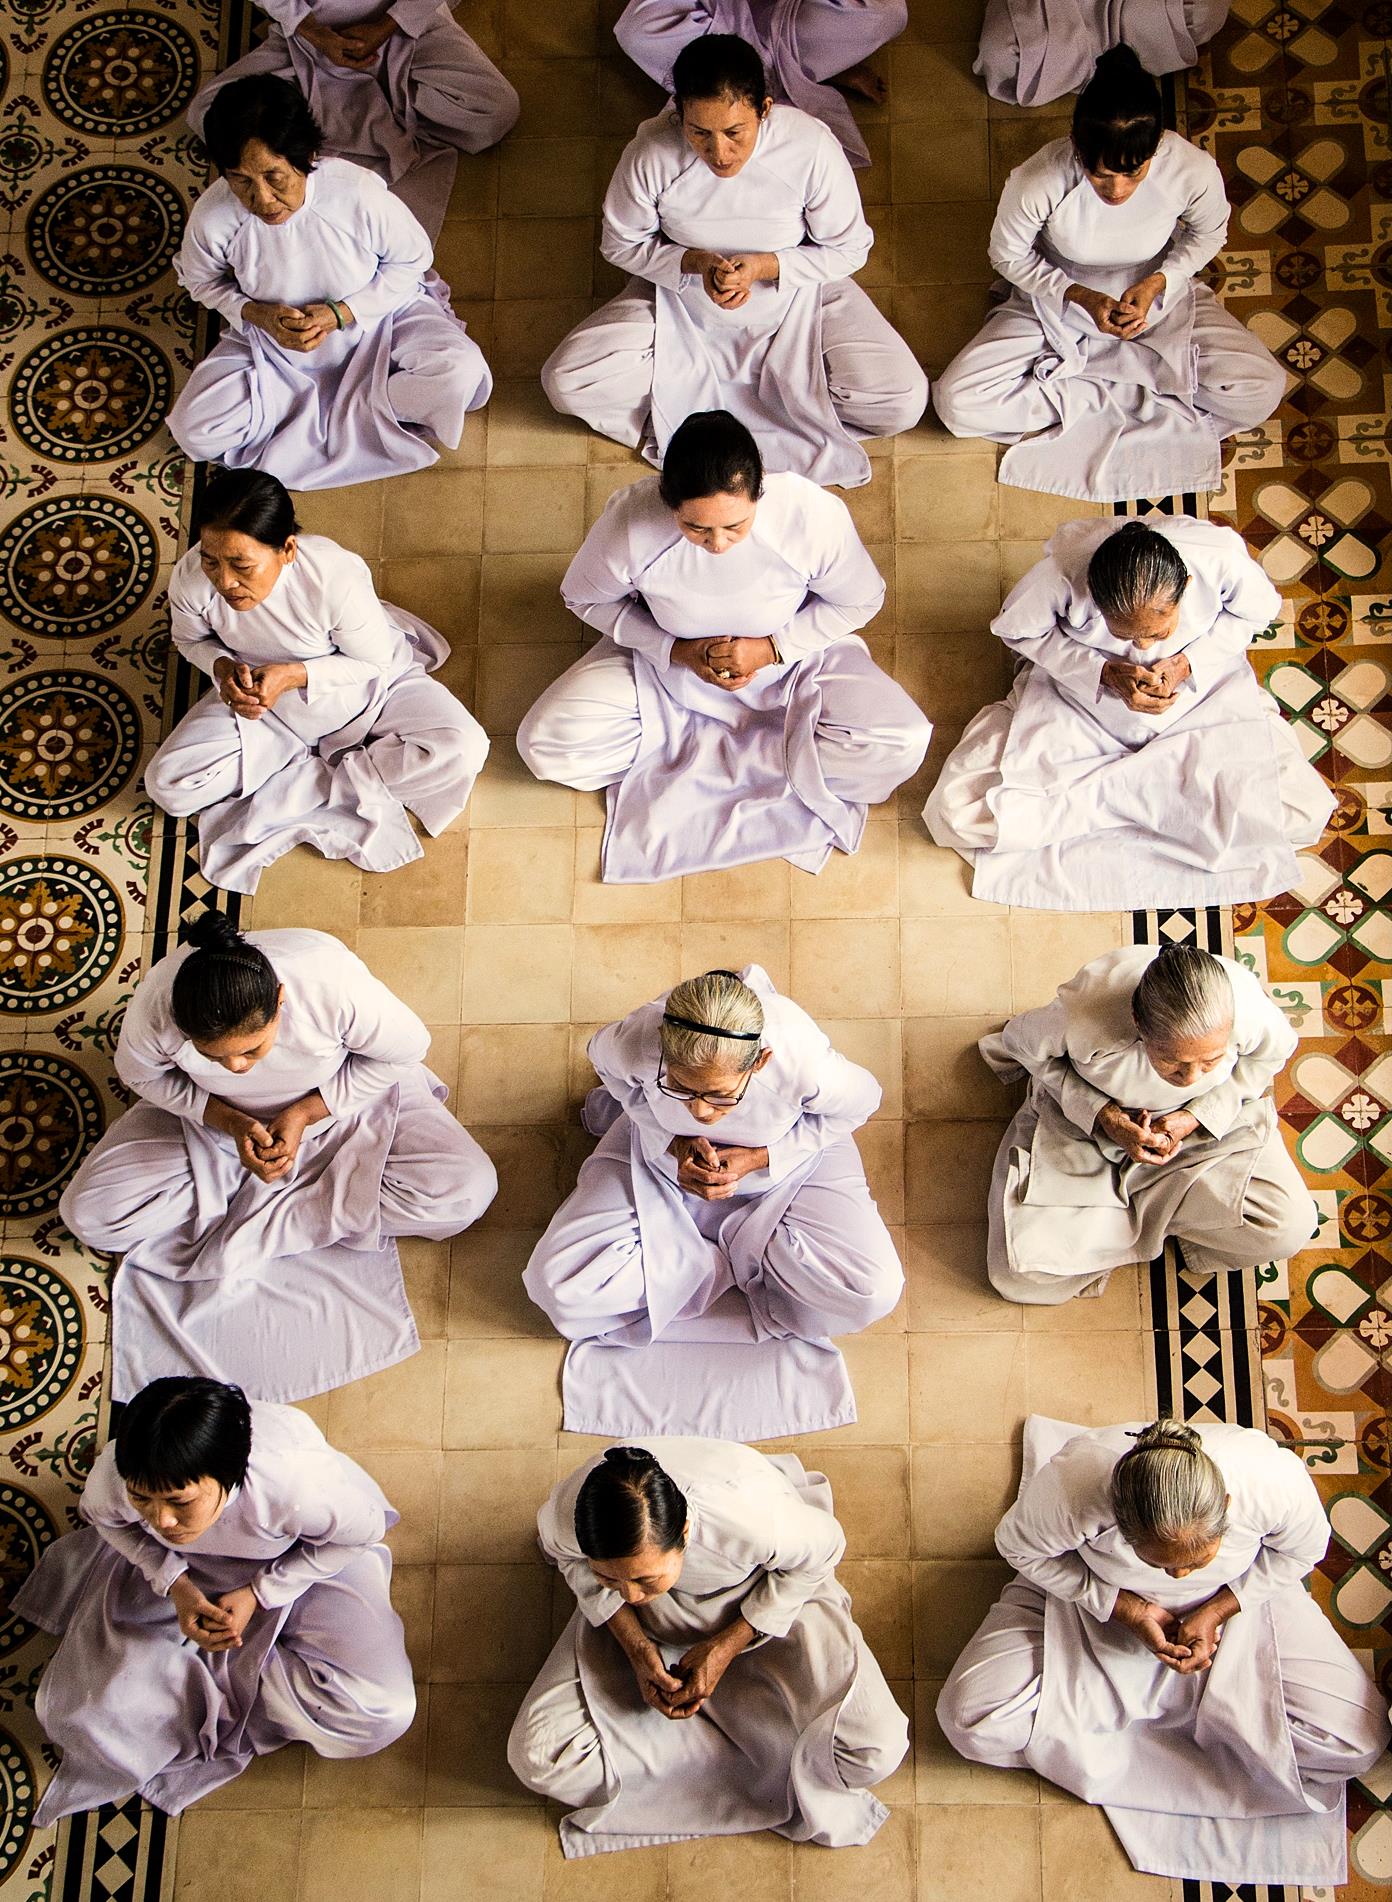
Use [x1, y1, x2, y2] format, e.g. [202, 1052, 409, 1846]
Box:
[994, 1445, 1123, 1623]
[561, 490, 679, 669]
[600, 137, 695, 290]
[762, 1040, 881, 1177]
[297, 556, 399, 700]
[735, 1486, 846, 1638]
[1154, 150, 1230, 294]
[772, 492, 884, 662]
[252, 1448, 392, 1609]
[1178, 535, 1281, 700]
[982, 998, 1108, 1135]
[771, 128, 872, 290]
[114, 964, 213, 1124]
[1223, 1445, 1329, 1611]
[336, 183, 433, 324]
[175, 204, 255, 330]
[315, 951, 431, 1117]
[988, 149, 1077, 307]
[991, 554, 1108, 702]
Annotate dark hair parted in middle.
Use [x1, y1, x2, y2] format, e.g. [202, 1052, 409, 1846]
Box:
[170, 910, 281, 1044]
[574, 1447, 689, 1560]
[1072, 45, 1163, 176]
[115, 1376, 254, 1497]
[195, 468, 300, 550]
[672, 33, 769, 113]
[201, 73, 323, 177]
[1087, 520, 1189, 621]
[659, 409, 765, 510]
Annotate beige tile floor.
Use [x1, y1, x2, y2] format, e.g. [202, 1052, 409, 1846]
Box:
[175, 3, 1172, 1896]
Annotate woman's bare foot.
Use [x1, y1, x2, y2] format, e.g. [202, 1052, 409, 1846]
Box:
[830, 60, 887, 104]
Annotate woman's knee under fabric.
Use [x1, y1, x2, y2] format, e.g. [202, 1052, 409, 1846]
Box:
[507, 1645, 609, 1806]
[516, 645, 643, 790]
[820, 281, 929, 438]
[936, 1583, 1044, 1765]
[379, 1109, 498, 1237]
[58, 1110, 195, 1254]
[759, 1150, 904, 1335]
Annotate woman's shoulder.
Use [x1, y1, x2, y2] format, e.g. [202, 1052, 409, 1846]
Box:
[312, 155, 388, 201]
[1156, 128, 1222, 181]
[294, 533, 374, 592]
[169, 545, 212, 602]
[249, 926, 361, 975]
[1008, 134, 1077, 195]
[762, 470, 850, 534]
[187, 176, 244, 237]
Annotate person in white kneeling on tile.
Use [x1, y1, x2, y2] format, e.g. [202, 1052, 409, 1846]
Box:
[509, 1439, 908, 1855]
[145, 467, 488, 895]
[978, 942, 1315, 1305]
[937, 1416, 1389, 1887]
[16, 1378, 417, 1822]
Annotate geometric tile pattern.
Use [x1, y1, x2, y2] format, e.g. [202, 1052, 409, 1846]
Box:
[1160, 8, 1392, 1898]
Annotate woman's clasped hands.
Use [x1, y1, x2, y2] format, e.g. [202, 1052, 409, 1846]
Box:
[242, 301, 354, 353]
[671, 635, 779, 691]
[681, 249, 779, 309]
[1095, 1102, 1200, 1166]
[214, 658, 309, 720]
[169, 1575, 259, 1653]
[1110, 1586, 1234, 1675]
[1065, 271, 1165, 339]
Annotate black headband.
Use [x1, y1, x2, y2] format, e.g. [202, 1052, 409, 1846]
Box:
[661, 1009, 761, 1043]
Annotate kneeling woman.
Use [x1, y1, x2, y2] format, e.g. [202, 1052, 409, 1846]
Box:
[519, 410, 929, 883]
[61, 914, 497, 1399]
[924, 515, 1332, 910]
[509, 1441, 908, 1854]
[146, 468, 487, 894]
[524, 965, 902, 1430]
[933, 48, 1283, 500]
[938, 1417, 1388, 1885]
[17, 1378, 417, 1822]
[542, 35, 926, 488]
[979, 943, 1314, 1305]
[168, 75, 491, 488]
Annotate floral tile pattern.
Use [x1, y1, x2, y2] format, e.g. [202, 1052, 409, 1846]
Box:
[1176, 5, 1392, 1896]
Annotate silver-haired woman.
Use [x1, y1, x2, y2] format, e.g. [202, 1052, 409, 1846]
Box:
[980, 943, 1314, 1304]
[523, 965, 902, 1425]
[938, 1416, 1388, 1886]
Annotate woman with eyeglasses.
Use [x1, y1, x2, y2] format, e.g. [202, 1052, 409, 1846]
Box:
[932, 45, 1283, 500]
[508, 1440, 908, 1854]
[60, 910, 496, 1399]
[16, 1377, 416, 1821]
[523, 963, 903, 1351]
[518, 409, 929, 883]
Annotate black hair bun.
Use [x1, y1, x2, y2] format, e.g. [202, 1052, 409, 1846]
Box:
[603, 1445, 657, 1468]
[184, 909, 246, 954]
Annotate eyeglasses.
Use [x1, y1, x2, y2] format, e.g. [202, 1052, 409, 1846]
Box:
[655, 1055, 756, 1111]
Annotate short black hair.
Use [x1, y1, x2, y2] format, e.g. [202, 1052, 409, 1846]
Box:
[195, 468, 299, 550]
[202, 74, 323, 177]
[659, 409, 764, 509]
[672, 33, 768, 115]
[1072, 45, 1163, 176]
[170, 910, 281, 1043]
[115, 1378, 253, 1497]
[574, 1447, 688, 1561]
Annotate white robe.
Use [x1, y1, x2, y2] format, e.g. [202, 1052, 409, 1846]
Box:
[614, 0, 907, 168]
[62, 928, 497, 1399]
[933, 132, 1285, 499]
[188, 0, 519, 240]
[518, 472, 929, 880]
[937, 1417, 1390, 1884]
[17, 1403, 415, 1821]
[146, 535, 487, 893]
[167, 158, 492, 489]
[924, 516, 1333, 910]
[509, 1438, 908, 1855]
[974, 0, 1230, 107]
[541, 105, 926, 487]
[523, 963, 901, 1438]
[979, 944, 1314, 1303]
